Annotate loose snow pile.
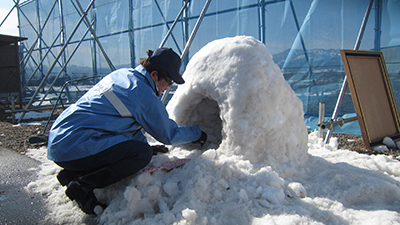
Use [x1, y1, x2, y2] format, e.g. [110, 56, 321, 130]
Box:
[25, 36, 400, 224]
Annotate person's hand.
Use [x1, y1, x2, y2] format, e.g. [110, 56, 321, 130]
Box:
[152, 145, 169, 155]
[192, 131, 207, 147]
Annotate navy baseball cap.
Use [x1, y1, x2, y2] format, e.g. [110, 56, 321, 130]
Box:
[149, 48, 184, 84]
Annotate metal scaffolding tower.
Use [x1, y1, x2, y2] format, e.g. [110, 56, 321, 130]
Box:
[0, 0, 398, 139]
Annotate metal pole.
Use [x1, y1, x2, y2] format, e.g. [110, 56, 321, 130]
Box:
[0, 0, 19, 27]
[75, 0, 115, 71]
[258, 0, 266, 44]
[158, 0, 190, 50]
[289, 0, 319, 99]
[90, 0, 97, 77]
[36, 0, 43, 85]
[20, 0, 58, 69]
[180, 0, 212, 63]
[59, 0, 67, 84]
[319, 116, 358, 130]
[17, 8, 65, 90]
[161, 0, 212, 104]
[37, 21, 94, 106]
[11, 96, 16, 124]
[318, 102, 325, 139]
[374, 0, 382, 51]
[18, 0, 95, 123]
[182, 0, 190, 67]
[324, 0, 374, 144]
[42, 75, 100, 134]
[21, 30, 63, 92]
[355, 0, 374, 50]
[129, 0, 135, 67]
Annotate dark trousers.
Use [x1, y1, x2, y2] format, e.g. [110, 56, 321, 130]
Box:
[55, 140, 153, 180]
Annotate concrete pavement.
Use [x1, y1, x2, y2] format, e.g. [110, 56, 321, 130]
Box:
[0, 147, 51, 224]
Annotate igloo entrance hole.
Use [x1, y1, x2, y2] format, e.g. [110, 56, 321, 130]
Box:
[188, 98, 223, 149]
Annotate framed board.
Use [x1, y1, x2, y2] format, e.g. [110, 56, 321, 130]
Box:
[340, 49, 400, 149]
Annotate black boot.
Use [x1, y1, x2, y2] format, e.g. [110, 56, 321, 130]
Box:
[66, 181, 102, 215]
[65, 167, 121, 215]
[57, 169, 79, 186]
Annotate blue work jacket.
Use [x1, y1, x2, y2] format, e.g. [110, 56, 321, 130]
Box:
[47, 65, 201, 162]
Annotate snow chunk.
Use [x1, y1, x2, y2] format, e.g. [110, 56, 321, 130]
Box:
[261, 188, 285, 205]
[239, 189, 249, 202]
[201, 149, 217, 160]
[182, 208, 197, 222]
[288, 182, 307, 198]
[163, 181, 179, 197]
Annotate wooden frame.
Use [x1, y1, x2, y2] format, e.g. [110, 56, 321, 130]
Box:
[340, 49, 400, 149]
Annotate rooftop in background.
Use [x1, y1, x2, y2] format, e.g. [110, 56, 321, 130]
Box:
[0, 34, 27, 47]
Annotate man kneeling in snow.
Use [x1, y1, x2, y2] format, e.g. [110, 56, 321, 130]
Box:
[47, 48, 207, 215]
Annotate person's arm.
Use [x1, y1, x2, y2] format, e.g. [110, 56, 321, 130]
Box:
[133, 93, 201, 145]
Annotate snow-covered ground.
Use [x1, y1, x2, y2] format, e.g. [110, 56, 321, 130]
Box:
[25, 36, 400, 224]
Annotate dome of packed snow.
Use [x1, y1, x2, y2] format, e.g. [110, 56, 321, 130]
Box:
[167, 36, 309, 170]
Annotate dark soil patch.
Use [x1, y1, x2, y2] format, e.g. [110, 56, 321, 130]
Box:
[331, 133, 400, 160]
[0, 121, 49, 153]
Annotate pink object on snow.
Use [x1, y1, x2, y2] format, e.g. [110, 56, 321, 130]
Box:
[144, 158, 190, 173]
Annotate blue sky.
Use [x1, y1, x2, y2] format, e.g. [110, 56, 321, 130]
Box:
[0, 0, 19, 36]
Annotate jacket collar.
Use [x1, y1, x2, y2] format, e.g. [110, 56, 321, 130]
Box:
[134, 65, 157, 94]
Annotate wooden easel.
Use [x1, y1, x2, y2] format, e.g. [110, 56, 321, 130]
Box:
[340, 49, 400, 149]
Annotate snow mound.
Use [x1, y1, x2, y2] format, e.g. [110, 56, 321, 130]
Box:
[167, 36, 309, 170]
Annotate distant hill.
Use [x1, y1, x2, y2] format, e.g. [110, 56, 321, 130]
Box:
[272, 48, 343, 69]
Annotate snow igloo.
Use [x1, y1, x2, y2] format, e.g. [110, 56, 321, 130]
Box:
[167, 36, 309, 169]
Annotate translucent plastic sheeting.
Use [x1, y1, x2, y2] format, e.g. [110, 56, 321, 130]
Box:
[16, 0, 400, 134]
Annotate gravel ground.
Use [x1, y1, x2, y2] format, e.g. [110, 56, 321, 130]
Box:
[332, 133, 400, 159]
[0, 120, 49, 153]
[0, 115, 399, 160]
